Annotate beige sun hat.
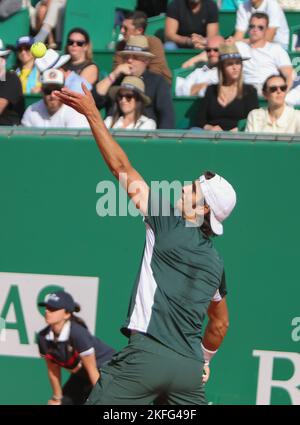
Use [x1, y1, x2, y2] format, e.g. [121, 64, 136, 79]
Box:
[218, 43, 250, 62]
[118, 35, 155, 58]
[108, 76, 151, 106]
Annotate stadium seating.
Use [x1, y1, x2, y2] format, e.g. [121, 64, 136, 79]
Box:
[61, 0, 136, 50]
[2, 2, 300, 131]
[0, 8, 30, 46]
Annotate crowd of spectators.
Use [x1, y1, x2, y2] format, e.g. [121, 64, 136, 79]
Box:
[0, 0, 300, 134]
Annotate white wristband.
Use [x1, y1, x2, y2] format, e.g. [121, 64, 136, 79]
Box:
[201, 343, 218, 365]
[52, 394, 62, 401]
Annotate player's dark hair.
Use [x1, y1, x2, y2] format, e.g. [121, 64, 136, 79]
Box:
[200, 171, 216, 238]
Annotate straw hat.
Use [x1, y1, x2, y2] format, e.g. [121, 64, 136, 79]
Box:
[218, 43, 249, 62]
[118, 35, 155, 58]
[109, 76, 151, 106]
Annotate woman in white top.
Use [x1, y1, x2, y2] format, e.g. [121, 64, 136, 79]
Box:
[104, 76, 157, 130]
[246, 74, 300, 133]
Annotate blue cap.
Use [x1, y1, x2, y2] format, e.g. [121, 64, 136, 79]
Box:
[16, 36, 34, 48]
[38, 291, 80, 312]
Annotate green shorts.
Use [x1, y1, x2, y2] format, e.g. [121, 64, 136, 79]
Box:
[86, 332, 207, 405]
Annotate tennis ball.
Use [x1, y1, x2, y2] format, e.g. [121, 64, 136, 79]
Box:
[30, 42, 47, 58]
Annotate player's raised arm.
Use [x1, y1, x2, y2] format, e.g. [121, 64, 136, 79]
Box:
[54, 84, 149, 215]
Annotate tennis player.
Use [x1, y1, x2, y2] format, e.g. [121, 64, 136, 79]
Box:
[54, 84, 237, 405]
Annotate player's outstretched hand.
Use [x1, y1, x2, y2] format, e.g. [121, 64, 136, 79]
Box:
[53, 84, 97, 117]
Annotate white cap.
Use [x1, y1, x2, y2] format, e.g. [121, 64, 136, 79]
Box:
[35, 49, 70, 73]
[41, 69, 64, 86]
[199, 173, 237, 235]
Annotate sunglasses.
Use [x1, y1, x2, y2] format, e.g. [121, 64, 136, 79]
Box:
[117, 93, 136, 101]
[17, 45, 31, 52]
[267, 84, 287, 93]
[205, 47, 219, 53]
[42, 87, 61, 95]
[67, 39, 86, 47]
[249, 24, 265, 31]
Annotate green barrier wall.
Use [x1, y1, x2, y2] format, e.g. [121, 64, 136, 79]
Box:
[0, 131, 300, 405]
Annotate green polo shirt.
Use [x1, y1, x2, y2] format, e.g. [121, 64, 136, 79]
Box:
[122, 191, 226, 361]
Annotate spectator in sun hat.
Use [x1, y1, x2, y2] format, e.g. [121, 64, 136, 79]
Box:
[0, 38, 24, 125]
[21, 68, 89, 128]
[113, 10, 171, 85]
[196, 43, 258, 131]
[35, 48, 92, 93]
[104, 75, 157, 129]
[37, 290, 115, 405]
[14, 36, 42, 94]
[94, 35, 174, 129]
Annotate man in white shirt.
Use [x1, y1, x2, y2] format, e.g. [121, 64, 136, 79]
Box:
[234, 0, 290, 50]
[21, 68, 89, 128]
[235, 12, 294, 94]
[175, 35, 223, 96]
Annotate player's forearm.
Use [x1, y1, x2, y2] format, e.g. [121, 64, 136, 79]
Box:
[86, 108, 131, 177]
[202, 317, 229, 351]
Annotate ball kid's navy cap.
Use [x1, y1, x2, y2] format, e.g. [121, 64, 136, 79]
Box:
[38, 291, 80, 312]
